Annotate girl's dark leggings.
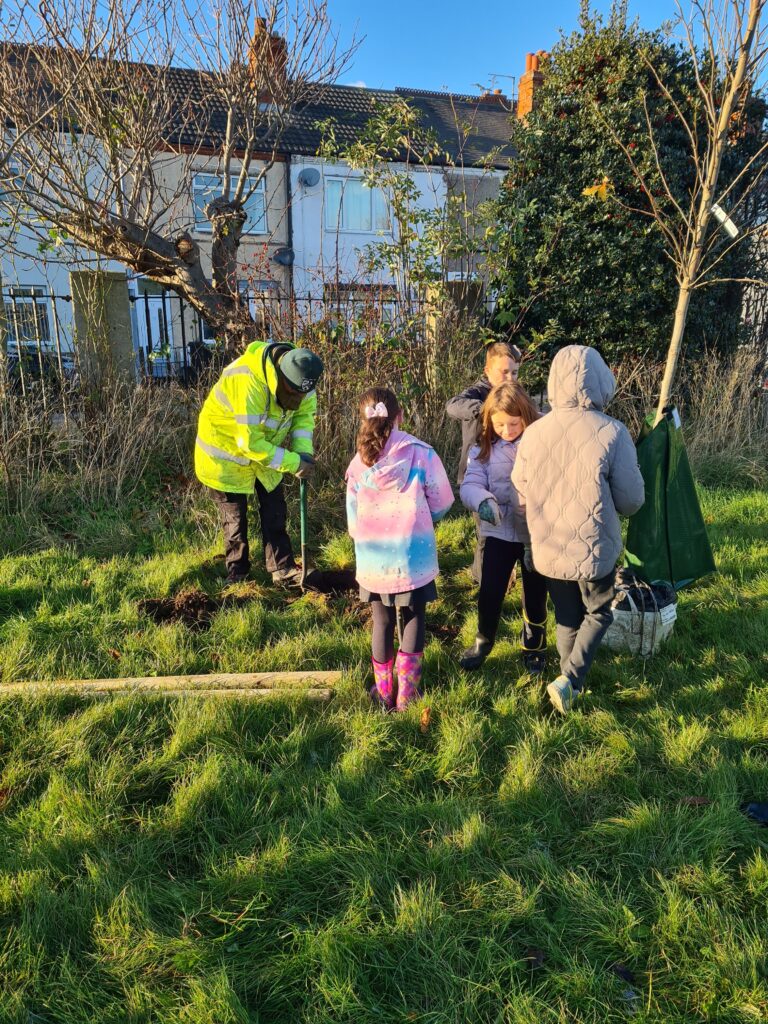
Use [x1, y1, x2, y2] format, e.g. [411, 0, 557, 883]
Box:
[478, 537, 548, 649]
[371, 593, 427, 662]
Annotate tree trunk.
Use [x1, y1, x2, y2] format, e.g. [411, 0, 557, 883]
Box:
[656, 281, 693, 420]
[208, 199, 253, 356]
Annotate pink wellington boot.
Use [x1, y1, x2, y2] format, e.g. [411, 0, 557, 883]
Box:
[395, 650, 424, 712]
[370, 657, 396, 711]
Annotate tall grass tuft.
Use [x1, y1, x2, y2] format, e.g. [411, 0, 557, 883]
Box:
[611, 346, 768, 488]
[1, 330, 765, 552]
[682, 347, 768, 488]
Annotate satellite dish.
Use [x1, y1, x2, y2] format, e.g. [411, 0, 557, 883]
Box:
[272, 247, 295, 266]
[297, 167, 321, 188]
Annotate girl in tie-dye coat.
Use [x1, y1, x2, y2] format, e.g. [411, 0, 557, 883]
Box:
[346, 388, 454, 711]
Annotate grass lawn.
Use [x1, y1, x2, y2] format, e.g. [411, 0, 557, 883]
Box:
[0, 485, 767, 1023]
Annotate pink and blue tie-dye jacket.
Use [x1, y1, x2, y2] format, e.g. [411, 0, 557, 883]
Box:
[345, 430, 454, 595]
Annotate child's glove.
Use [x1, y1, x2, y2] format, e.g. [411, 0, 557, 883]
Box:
[478, 497, 501, 526]
[523, 544, 534, 571]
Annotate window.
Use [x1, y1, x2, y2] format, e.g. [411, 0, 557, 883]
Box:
[199, 315, 216, 345]
[197, 280, 278, 343]
[323, 283, 398, 342]
[3, 286, 51, 353]
[325, 177, 390, 233]
[192, 173, 267, 234]
[0, 161, 23, 208]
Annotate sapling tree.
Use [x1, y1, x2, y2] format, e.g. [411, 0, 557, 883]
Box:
[590, 0, 768, 420]
[318, 98, 499, 322]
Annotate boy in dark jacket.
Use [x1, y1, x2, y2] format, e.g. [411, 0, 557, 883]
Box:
[446, 341, 522, 582]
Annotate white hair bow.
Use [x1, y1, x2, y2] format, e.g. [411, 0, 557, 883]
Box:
[364, 401, 389, 419]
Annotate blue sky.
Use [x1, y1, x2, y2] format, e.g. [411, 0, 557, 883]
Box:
[327, 0, 677, 95]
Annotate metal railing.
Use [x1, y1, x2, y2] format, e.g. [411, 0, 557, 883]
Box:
[1, 284, 498, 395]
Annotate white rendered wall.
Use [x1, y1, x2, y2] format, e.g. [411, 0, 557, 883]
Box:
[290, 156, 448, 299]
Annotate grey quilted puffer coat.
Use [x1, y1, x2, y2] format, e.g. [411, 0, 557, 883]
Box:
[511, 346, 645, 581]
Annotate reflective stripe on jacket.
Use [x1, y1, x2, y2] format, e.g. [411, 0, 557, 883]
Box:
[194, 341, 317, 494]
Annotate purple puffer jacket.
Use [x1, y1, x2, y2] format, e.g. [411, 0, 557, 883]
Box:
[460, 437, 529, 543]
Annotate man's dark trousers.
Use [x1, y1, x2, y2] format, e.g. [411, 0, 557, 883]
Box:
[208, 481, 295, 578]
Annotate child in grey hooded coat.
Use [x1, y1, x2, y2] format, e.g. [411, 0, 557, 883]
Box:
[512, 345, 645, 713]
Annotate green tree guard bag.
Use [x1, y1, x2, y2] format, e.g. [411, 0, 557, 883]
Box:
[624, 409, 715, 589]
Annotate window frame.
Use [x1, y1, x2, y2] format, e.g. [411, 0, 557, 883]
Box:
[3, 285, 52, 353]
[192, 172, 268, 236]
[324, 176, 390, 234]
[197, 279, 279, 344]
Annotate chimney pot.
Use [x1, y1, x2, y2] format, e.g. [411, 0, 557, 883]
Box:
[478, 88, 508, 106]
[518, 48, 545, 119]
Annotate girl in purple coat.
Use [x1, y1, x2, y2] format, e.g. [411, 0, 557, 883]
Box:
[459, 382, 548, 673]
[346, 388, 454, 711]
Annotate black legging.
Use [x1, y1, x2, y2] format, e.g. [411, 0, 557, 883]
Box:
[478, 537, 548, 649]
[371, 593, 427, 662]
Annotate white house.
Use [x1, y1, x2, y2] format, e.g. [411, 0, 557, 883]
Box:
[2, 67, 518, 376]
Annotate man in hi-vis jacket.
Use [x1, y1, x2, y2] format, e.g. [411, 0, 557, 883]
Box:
[195, 341, 323, 586]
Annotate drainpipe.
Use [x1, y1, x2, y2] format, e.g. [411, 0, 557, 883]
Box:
[285, 153, 296, 341]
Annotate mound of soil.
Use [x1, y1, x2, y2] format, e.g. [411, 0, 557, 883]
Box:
[302, 569, 358, 596]
[138, 588, 219, 630]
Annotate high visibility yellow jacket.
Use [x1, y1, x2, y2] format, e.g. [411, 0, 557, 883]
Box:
[194, 341, 317, 494]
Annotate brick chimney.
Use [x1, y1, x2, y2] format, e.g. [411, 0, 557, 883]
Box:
[517, 51, 545, 119]
[249, 17, 288, 102]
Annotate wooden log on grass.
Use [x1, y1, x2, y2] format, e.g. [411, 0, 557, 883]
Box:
[0, 671, 340, 700]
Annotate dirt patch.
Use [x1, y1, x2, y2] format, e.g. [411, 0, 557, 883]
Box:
[302, 569, 358, 596]
[352, 601, 373, 624]
[429, 622, 460, 643]
[138, 571, 359, 630]
[138, 588, 219, 630]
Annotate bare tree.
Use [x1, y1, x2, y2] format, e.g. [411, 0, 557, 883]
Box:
[0, 0, 356, 347]
[589, 0, 768, 421]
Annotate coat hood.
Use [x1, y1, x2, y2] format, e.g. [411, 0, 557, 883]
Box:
[355, 430, 428, 492]
[548, 345, 616, 411]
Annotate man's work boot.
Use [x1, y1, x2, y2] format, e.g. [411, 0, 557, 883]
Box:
[272, 565, 303, 588]
[226, 571, 249, 585]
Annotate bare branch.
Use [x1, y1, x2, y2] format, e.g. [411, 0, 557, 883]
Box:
[0, 0, 358, 342]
